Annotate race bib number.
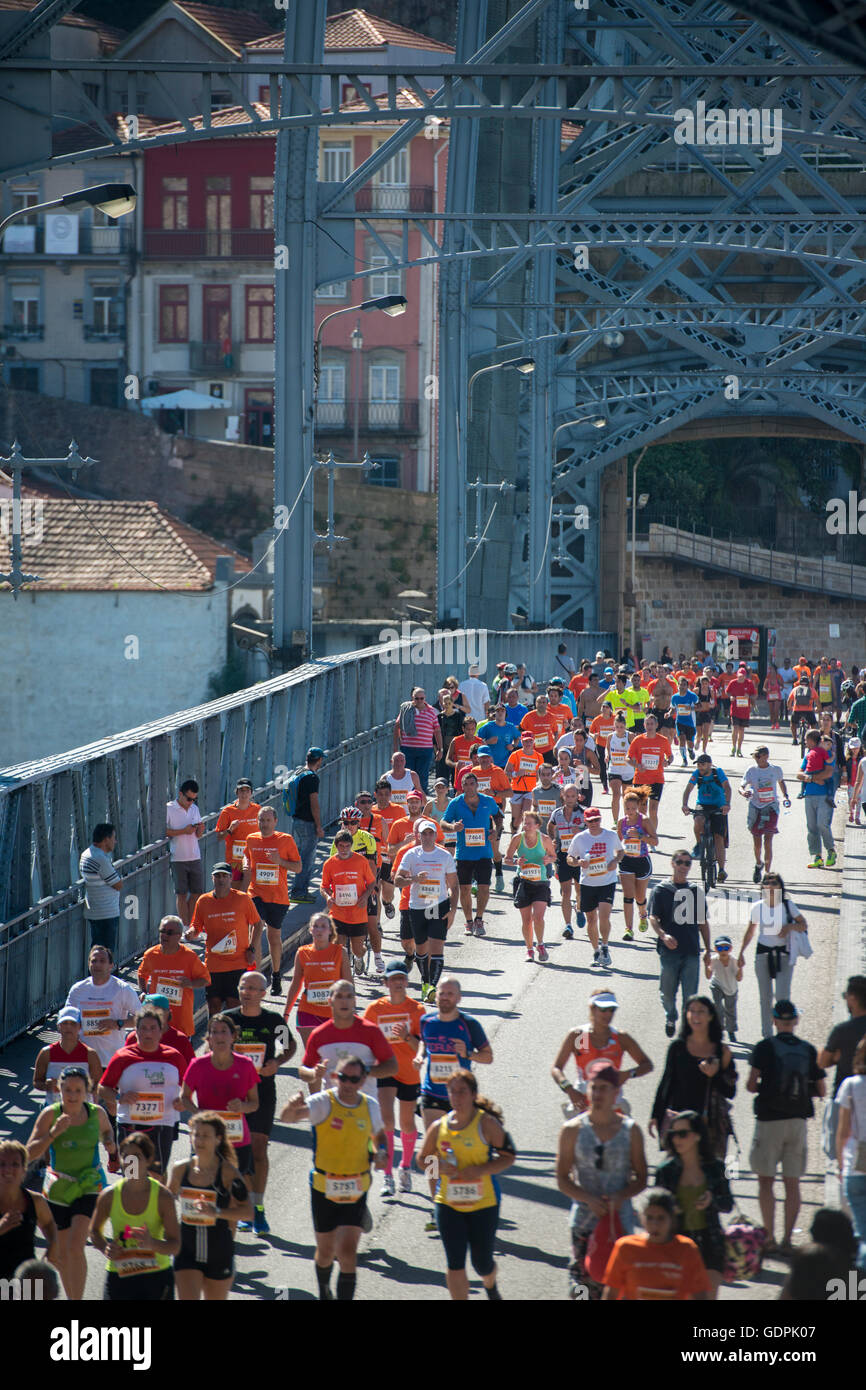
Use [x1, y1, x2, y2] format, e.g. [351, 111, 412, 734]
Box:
[128, 1092, 164, 1123]
[642, 752, 660, 770]
[231, 842, 245, 861]
[157, 979, 183, 1004]
[391, 790, 408, 807]
[443, 832, 457, 846]
[476, 778, 491, 793]
[536, 799, 556, 817]
[521, 863, 542, 881]
[115, 1251, 159, 1278]
[325, 1174, 364, 1202]
[378, 1014, 408, 1041]
[610, 749, 629, 768]
[81, 1007, 111, 1035]
[448, 1180, 483, 1206]
[464, 828, 485, 847]
[734, 697, 750, 712]
[533, 733, 548, 749]
[255, 865, 278, 885]
[211, 932, 237, 956]
[587, 854, 608, 877]
[518, 758, 537, 775]
[429, 1053, 459, 1082]
[624, 835, 642, 855]
[180, 1188, 217, 1226]
[417, 875, 440, 900]
[235, 1043, 266, 1072]
[306, 984, 331, 1006]
[218, 1111, 244, 1142]
[756, 785, 775, 805]
[335, 882, 358, 907]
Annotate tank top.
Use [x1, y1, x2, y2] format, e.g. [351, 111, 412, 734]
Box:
[571, 1113, 635, 1234]
[618, 813, 650, 859]
[385, 770, 415, 810]
[573, 1025, 626, 1081]
[44, 1041, 92, 1086]
[106, 1178, 170, 1276]
[532, 782, 561, 822]
[298, 942, 344, 1017]
[426, 800, 456, 848]
[44, 1101, 105, 1205]
[434, 1108, 497, 1212]
[311, 1092, 375, 1198]
[178, 1160, 241, 1230]
[607, 732, 633, 778]
[0, 1187, 37, 1279]
[550, 806, 585, 848]
[517, 832, 547, 882]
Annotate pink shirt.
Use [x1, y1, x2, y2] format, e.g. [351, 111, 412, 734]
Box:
[183, 1053, 259, 1147]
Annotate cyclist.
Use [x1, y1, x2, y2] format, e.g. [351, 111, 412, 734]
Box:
[549, 784, 586, 939]
[738, 746, 791, 882]
[627, 711, 673, 836]
[284, 913, 351, 1049]
[788, 674, 818, 745]
[682, 755, 731, 884]
[551, 989, 654, 1115]
[321, 829, 376, 975]
[617, 787, 659, 940]
[330, 806, 385, 976]
[566, 807, 624, 970]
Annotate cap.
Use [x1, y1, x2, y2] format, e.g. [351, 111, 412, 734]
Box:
[406, 788, 424, 800]
[585, 1060, 620, 1086]
[142, 993, 172, 1012]
[496, 662, 507, 670]
[306, 746, 325, 761]
[584, 807, 602, 821]
[591, 991, 619, 1009]
[773, 999, 799, 1020]
[604, 666, 614, 674]
[57, 1006, 82, 1025]
[548, 676, 564, 686]
[520, 728, 535, 738]
[713, 936, 733, 952]
[476, 745, 492, 758]
[211, 861, 232, 875]
[235, 778, 253, 789]
[848, 737, 862, 749]
[385, 959, 409, 978]
[434, 776, 449, 787]
[416, 819, 437, 833]
[595, 650, 606, 661]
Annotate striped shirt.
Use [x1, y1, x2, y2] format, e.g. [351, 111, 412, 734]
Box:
[399, 703, 440, 749]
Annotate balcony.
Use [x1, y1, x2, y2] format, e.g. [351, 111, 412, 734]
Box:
[315, 399, 421, 433]
[144, 228, 273, 259]
[354, 185, 433, 213]
[189, 341, 237, 373]
[3, 323, 43, 340]
[0, 225, 133, 255]
[83, 323, 124, 341]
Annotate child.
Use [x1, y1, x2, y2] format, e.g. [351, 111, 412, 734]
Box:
[705, 934, 742, 1042]
[851, 740, 866, 825]
[796, 736, 831, 799]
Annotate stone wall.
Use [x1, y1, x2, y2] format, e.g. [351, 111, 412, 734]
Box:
[635, 554, 866, 663]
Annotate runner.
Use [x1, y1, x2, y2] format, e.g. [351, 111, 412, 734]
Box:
[694, 674, 716, 755]
[169, 1112, 252, 1300]
[557, 726, 600, 804]
[417, 1070, 515, 1300]
[0, 1140, 57, 1281]
[589, 700, 617, 795]
[548, 785, 586, 939]
[414, 976, 493, 1229]
[362, 961, 426, 1196]
[445, 715, 481, 784]
[566, 807, 624, 970]
[606, 711, 634, 822]
[671, 675, 699, 766]
[520, 692, 558, 766]
[441, 771, 499, 938]
[546, 680, 575, 739]
[321, 829, 376, 973]
[179, 1014, 260, 1183]
[601, 1189, 711, 1301]
[423, 777, 457, 852]
[215, 778, 261, 885]
[242, 806, 301, 995]
[682, 755, 731, 883]
[381, 750, 423, 810]
[738, 746, 791, 881]
[89, 1131, 179, 1302]
[284, 913, 352, 1049]
[617, 787, 659, 941]
[647, 666, 676, 741]
[224, 971, 295, 1234]
[469, 746, 510, 892]
[763, 665, 783, 730]
[298, 981, 397, 1102]
[33, 1006, 102, 1096]
[126, 994, 194, 1069]
[622, 669, 650, 735]
[138, 914, 211, 1037]
[280, 1057, 388, 1300]
[504, 811, 555, 963]
[551, 989, 653, 1115]
[393, 819, 458, 1002]
[98, 1007, 187, 1178]
[25, 1066, 115, 1299]
[627, 712, 674, 837]
[505, 729, 544, 834]
[727, 664, 758, 757]
[372, 778, 404, 920]
[475, 702, 520, 772]
[330, 806, 385, 976]
[64, 946, 141, 1071]
[186, 863, 262, 1014]
[531, 759, 562, 835]
[717, 662, 736, 728]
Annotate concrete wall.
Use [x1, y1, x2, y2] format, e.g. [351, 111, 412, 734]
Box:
[0, 587, 231, 767]
[635, 554, 866, 664]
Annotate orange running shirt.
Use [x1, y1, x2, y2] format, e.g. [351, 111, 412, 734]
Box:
[506, 748, 544, 794]
[628, 734, 672, 785]
[292, 941, 345, 1018]
[321, 853, 375, 925]
[363, 995, 426, 1085]
[215, 800, 262, 871]
[603, 1234, 711, 1301]
[138, 943, 211, 1036]
[189, 890, 259, 974]
[520, 710, 558, 754]
[243, 831, 299, 904]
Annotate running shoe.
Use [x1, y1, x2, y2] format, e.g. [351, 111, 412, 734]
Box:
[474, 918, 486, 936]
[736, 749, 744, 758]
[424, 1216, 438, 1233]
[638, 916, 648, 932]
[494, 870, 505, 893]
[753, 864, 762, 883]
[383, 901, 395, 919]
[681, 752, 688, 766]
[270, 973, 282, 995]
[601, 944, 612, 967]
[591, 948, 601, 968]
[562, 926, 574, 940]
[665, 1020, 676, 1038]
[716, 869, 727, 883]
[253, 1206, 270, 1234]
[691, 844, 701, 858]
[354, 956, 366, 976]
[731, 745, 736, 756]
[397, 1167, 413, 1193]
[236, 1219, 252, 1231]
[464, 921, 474, 934]
[360, 1204, 373, 1233]
[373, 953, 386, 974]
[689, 748, 696, 762]
[826, 851, 837, 867]
[525, 947, 535, 962]
[536, 943, 548, 962]
[381, 1174, 396, 1198]
[576, 911, 587, 929]
[421, 982, 434, 1003]
[623, 928, 634, 942]
[807, 856, 824, 869]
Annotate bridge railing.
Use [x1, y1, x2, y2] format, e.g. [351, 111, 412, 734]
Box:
[0, 627, 616, 1046]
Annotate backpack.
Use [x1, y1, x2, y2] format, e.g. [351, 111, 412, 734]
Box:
[282, 769, 311, 818]
[766, 1035, 813, 1117]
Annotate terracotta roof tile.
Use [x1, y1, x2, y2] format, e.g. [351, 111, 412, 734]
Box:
[0, 0, 126, 52]
[171, 1, 272, 55]
[0, 498, 250, 593]
[248, 7, 454, 54]
[126, 102, 272, 139]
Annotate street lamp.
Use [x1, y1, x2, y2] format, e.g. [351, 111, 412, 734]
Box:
[551, 413, 608, 475]
[0, 182, 137, 239]
[313, 294, 408, 398]
[351, 322, 363, 458]
[467, 355, 535, 411]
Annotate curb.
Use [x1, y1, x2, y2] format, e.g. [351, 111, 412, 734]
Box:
[824, 810, 866, 1206]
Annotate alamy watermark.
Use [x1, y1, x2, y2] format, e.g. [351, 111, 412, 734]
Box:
[673, 101, 783, 158]
[0, 498, 43, 544]
[377, 622, 487, 675]
[826, 492, 866, 534]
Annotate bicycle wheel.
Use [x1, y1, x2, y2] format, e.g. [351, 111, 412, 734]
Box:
[799, 721, 807, 757]
[701, 830, 716, 893]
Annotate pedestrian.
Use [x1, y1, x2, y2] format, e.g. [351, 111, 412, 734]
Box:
[705, 935, 742, 1043]
[457, 664, 491, 723]
[394, 686, 443, 793]
[650, 996, 736, 1158]
[737, 872, 810, 1038]
[648, 852, 711, 1037]
[286, 747, 325, 905]
[654, 1110, 733, 1297]
[165, 780, 204, 927]
[79, 822, 122, 955]
[798, 729, 836, 869]
[834, 1037, 866, 1273]
[436, 687, 464, 784]
[601, 1189, 711, 1301]
[818, 975, 866, 1162]
[746, 1000, 826, 1257]
[555, 642, 576, 680]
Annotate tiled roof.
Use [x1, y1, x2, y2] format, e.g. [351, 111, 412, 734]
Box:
[171, 1, 272, 55]
[0, 498, 251, 593]
[0, 0, 126, 52]
[248, 7, 454, 54]
[122, 102, 272, 140]
[338, 85, 437, 114]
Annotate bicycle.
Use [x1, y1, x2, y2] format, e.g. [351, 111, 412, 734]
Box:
[791, 713, 810, 757]
[690, 808, 718, 893]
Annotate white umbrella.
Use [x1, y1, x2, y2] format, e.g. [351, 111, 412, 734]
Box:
[141, 389, 227, 412]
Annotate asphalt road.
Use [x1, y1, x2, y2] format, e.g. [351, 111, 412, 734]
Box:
[0, 717, 843, 1302]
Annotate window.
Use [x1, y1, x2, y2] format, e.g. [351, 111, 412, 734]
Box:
[11, 285, 39, 332]
[315, 280, 347, 300]
[369, 362, 400, 426]
[210, 92, 231, 112]
[375, 148, 408, 187]
[368, 253, 403, 298]
[8, 365, 39, 392]
[321, 143, 352, 183]
[158, 284, 188, 342]
[245, 284, 274, 342]
[365, 454, 400, 487]
[318, 363, 345, 426]
[249, 176, 273, 230]
[90, 367, 119, 408]
[11, 190, 38, 224]
[161, 177, 188, 230]
[341, 81, 371, 106]
[206, 176, 231, 256]
[91, 285, 121, 335]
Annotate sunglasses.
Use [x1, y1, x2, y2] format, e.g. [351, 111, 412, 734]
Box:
[594, 1143, 605, 1171]
[356, 798, 372, 804]
[335, 1072, 363, 1083]
[672, 858, 692, 866]
[670, 1129, 693, 1139]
